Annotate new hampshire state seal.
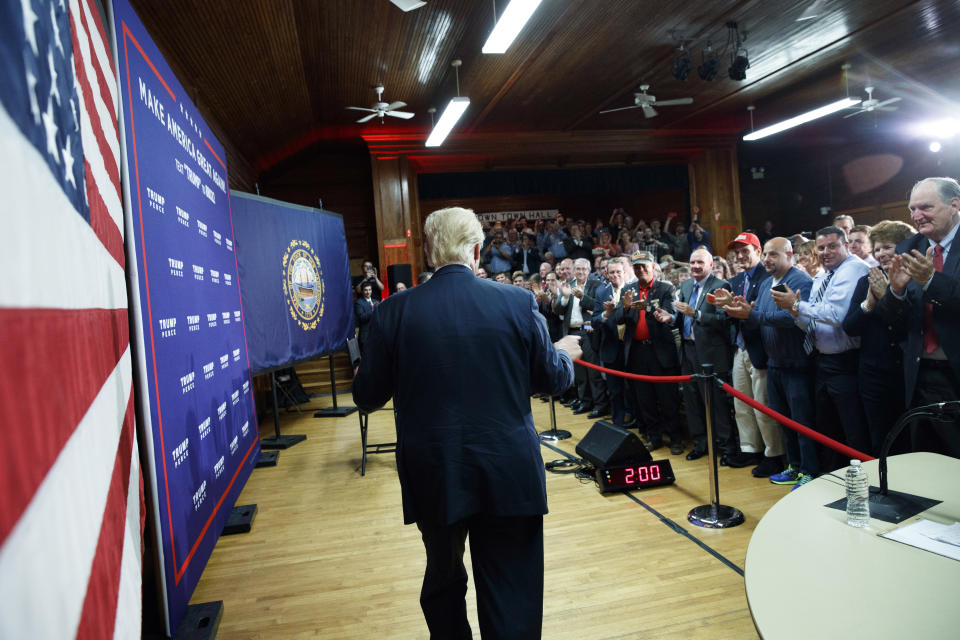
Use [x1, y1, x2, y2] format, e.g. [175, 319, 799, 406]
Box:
[282, 239, 324, 330]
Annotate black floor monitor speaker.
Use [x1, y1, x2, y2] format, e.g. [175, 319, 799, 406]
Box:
[387, 263, 412, 292]
[575, 420, 652, 467]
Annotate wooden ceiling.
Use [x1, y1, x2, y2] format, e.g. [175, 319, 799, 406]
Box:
[128, 0, 960, 177]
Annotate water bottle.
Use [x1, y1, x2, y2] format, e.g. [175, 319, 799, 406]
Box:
[845, 459, 870, 528]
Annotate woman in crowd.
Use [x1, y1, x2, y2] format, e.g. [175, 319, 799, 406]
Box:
[796, 240, 823, 278]
[595, 229, 618, 258]
[712, 256, 733, 280]
[617, 228, 639, 256]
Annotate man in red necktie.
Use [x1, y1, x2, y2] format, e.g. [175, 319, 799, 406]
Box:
[878, 177, 960, 457]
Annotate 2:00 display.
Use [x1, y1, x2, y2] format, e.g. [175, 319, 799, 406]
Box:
[598, 460, 675, 492]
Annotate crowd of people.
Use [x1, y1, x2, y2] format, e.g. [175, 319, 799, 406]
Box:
[356, 176, 960, 490]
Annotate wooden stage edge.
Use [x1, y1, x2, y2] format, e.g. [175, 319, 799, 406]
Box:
[189, 393, 788, 639]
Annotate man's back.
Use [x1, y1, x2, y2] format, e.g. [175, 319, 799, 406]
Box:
[353, 264, 572, 525]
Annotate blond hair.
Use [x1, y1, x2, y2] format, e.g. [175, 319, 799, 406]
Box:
[423, 207, 484, 268]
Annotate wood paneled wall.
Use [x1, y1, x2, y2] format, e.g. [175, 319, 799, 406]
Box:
[688, 148, 743, 253]
[370, 156, 423, 284]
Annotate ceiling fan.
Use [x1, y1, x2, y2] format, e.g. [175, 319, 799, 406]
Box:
[843, 86, 901, 119]
[599, 84, 693, 119]
[389, 0, 426, 11]
[346, 86, 415, 123]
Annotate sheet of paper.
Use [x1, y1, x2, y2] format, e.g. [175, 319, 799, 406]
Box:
[881, 518, 960, 561]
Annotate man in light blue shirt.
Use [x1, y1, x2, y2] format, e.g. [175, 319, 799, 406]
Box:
[772, 226, 871, 468]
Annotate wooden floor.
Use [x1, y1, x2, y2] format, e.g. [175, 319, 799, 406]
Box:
[190, 394, 790, 639]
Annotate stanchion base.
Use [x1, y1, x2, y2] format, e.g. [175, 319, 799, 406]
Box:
[688, 504, 744, 529]
[222, 504, 257, 536]
[314, 406, 357, 418]
[260, 434, 306, 449]
[171, 600, 222, 640]
[255, 450, 279, 467]
[539, 429, 572, 441]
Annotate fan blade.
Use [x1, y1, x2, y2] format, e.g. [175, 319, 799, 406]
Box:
[356, 113, 379, 123]
[655, 97, 693, 107]
[874, 97, 901, 109]
[386, 110, 415, 119]
[390, 0, 426, 11]
[385, 101, 407, 111]
[642, 104, 658, 118]
[599, 105, 642, 115]
[842, 110, 864, 119]
[346, 106, 377, 113]
[876, 106, 899, 112]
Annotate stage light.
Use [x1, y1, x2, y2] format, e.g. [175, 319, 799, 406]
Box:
[697, 43, 718, 81]
[672, 46, 691, 81]
[729, 49, 750, 81]
[743, 97, 862, 141]
[482, 0, 543, 54]
[930, 141, 942, 153]
[912, 118, 959, 139]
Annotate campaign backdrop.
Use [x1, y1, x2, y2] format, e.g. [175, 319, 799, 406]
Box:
[110, 0, 259, 633]
[0, 0, 142, 637]
[230, 191, 354, 373]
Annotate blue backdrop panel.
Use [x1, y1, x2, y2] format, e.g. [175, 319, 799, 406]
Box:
[230, 191, 354, 373]
[111, 0, 259, 634]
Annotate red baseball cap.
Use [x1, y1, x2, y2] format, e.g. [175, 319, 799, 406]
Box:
[727, 232, 761, 251]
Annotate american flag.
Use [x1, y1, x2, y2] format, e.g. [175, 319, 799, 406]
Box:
[0, 0, 142, 638]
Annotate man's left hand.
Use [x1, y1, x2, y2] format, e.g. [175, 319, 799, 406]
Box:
[771, 285, 799, 315]
[674, 301, 694, 317]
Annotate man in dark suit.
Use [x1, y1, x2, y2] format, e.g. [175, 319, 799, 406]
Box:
[673, 248, 737, 460]
[354, 282, 377, 352]
[718, 232, 783, 476]
[514, 230, 543, 276]
[616, 251, 685, 454]
[352, 207, 580, 639]
[562, 223, 594, 262]
[597, 257, 631, 426]
[555, 258, 606, 414]
[877, 177, 960, 457]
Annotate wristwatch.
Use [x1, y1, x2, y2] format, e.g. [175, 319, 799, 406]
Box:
[791, 299, 800, 313]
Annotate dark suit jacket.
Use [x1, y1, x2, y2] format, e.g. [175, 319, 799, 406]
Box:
[352, 264, 573, 526]
[876, 232, 960, 401]
[354, 297, 376, 347]
[676, 274, 734, 373]
[842, 275, 907, 373]
[595, 282, 624, 363]
[513, 246, 543, 274]
[553, 278, 601, 337]
[727, 263, 772, 368]
[613, 279, 680, 369]
[562, 236, 594, 262]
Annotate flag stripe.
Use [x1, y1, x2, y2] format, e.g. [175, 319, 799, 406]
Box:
[112, 440, 142, 640]
[70, 0, 120, 157]
[70, 8, 123, 208]
[85, 157, 126, 267]
[0, 102, 127, 310]
[79, 0, 117, 108]
[75, 389, 136, 640]
[0, 307, 129, 546]
[76, 0, 118, 128]
[0, 348, 133, 640]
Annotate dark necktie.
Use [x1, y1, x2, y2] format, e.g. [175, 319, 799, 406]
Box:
[924, 244, 944, 353]
[802, 270, 835, 354]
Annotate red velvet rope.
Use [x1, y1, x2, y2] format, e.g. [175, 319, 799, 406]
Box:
[575, 359, 692, 384]
[571, 360, 875, 462]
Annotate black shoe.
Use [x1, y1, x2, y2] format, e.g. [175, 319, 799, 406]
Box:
[573, 404, 592, 415]
[752, 456, 782, 478]
[726, 451, 763, 469]
[587, 407, 609, 419]
[562, 399, 578, 408]
[686, 447, 707, 461]
[646, 438, 664, 451]
[669, 442, 685, 456]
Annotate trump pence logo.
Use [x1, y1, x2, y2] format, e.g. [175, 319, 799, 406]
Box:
[282, 239, 324, 330]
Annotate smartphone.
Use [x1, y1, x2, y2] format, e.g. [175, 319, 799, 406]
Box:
[771, 283, 788, 293]
[705, 293, 716, 304]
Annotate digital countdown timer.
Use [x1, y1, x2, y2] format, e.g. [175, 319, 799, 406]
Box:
[597, 460, 675, 492]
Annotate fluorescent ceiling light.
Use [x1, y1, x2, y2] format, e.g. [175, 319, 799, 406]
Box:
[426, 97, 470, 147]
[743, 97, 861, 141]
[390, 0, 427, 11]
[482, 0, 543, 54]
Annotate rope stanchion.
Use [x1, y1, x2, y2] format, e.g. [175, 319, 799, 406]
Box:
[719, 382, 874, 462]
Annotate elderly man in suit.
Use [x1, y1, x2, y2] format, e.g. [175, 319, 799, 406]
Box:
[597, 257, 632, 427]
[555, 257, 606, 414]
[615, 251, 685, 454]
[877, 177, 960, 457]
[352, 207, 580, 639]
[673, 248, 737, 460]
